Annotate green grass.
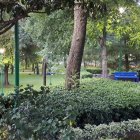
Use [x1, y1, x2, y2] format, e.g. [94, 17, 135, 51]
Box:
[1, 72, 65, 95]
[1, 68, 91, 95]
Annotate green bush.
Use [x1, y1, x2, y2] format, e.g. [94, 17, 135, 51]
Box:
[86, 68, 110, 74]
[81, 74, 93, 79]
[1, 79, 140, 139]
[70, 119, 140, 140]
[86, 68, 102, 74]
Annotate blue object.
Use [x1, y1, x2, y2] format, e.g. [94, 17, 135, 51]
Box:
[46, 72, 55, 75]
[114, 72, 139, 82]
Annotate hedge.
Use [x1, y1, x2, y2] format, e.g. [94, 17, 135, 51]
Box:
[86, 68, 109, 74]
[71, 119, 140, 140]
[86, 68, 102, 74]
[1, 79, 140, 139]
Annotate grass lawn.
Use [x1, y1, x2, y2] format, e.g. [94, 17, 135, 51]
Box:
[2, 72, 65, 95]
[1, 68, 91, 95]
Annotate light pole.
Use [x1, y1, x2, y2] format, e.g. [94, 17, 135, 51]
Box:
[0, 48, 5, 96]
[15, 21, 19, 88]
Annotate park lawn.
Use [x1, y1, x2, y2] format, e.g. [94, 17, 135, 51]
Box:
[2, 68, 91, 95]
[3, 72, 65, 95]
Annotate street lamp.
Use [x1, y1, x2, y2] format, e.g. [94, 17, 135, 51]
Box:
[119, 7, 125, 14]
[0, 48, 5, 96]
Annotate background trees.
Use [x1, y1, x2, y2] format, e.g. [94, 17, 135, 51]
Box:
[0, 30, 14, 86]
[0, 0, 140, 89]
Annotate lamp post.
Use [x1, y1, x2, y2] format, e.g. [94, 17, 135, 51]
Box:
[15, 21, 19, 88]
[0, 48, 5, 96]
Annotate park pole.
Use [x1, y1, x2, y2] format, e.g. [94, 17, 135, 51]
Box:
[15, 21, 19, 88]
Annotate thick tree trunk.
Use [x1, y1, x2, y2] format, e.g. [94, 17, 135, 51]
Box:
[65, 3, 87, 90]
[99, 31, 108, 78]
[4, 64, 9, 86]
[125, 54, 129, 71]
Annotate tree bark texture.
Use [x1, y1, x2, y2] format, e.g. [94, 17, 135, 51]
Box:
[99, 27, 108, 78]
[4, 64, 9, 86]
[65, 3, 87, 90]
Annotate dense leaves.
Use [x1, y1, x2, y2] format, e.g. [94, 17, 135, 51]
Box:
[1, 79, 140, 139]
[0, 0, 138, 34]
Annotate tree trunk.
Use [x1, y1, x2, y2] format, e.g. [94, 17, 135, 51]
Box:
[99, 29, 108, 78]
[32, 63, 35, 72]
[10, 64, 14, 74]
[63, 55, 67, 68]
[36, 63, 39, 75]
[4, 64, 9, 86]
[25, 57, 28, 69]
[125, 54, 129, 71]
[42, 59, 47, 86]
[135, 55, 138, 65]
[99, 4, 108, 78]
[65, 3, 87, 90]
[95, 59, 97, 67]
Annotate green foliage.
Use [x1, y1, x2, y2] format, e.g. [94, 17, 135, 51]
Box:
[86, 67, 102, 74]
[1, 79, 140, 139]
[0, 30, 14, 65]
[81, 74, 93, 79]
[72, 119, 140, 140]
[22, 9, 73, 58]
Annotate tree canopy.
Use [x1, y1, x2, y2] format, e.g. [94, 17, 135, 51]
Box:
[0, 0, 139, 35]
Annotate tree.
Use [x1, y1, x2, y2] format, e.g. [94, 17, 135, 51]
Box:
[21, 9, 73, 67]
[66, 2, 87, 89]
[108, 5, 140, 71]
[19, 26, 41, 72]
[0, 30, 14, 86]
[0, 0, 139, 89]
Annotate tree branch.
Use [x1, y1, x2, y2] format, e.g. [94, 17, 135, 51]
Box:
[0, 23, 14, 35]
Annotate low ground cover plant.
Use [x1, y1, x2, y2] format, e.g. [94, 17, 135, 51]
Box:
[86, 68, 102, 74]
[1, 79, 140, 139]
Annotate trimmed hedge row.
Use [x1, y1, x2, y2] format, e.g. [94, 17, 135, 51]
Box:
[1, 79, 140, 139]
[71, 119, 140, 140]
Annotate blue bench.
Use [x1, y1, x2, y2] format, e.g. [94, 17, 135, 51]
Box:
[114, 72, 139, 82]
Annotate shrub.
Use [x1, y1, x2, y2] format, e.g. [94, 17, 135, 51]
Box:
[1, 79, 140, 139]
[86, 68, 102, 74]
[71, 119, 140, 140]
[86, 68, 110, 74]
[81, 74, 93, 79]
